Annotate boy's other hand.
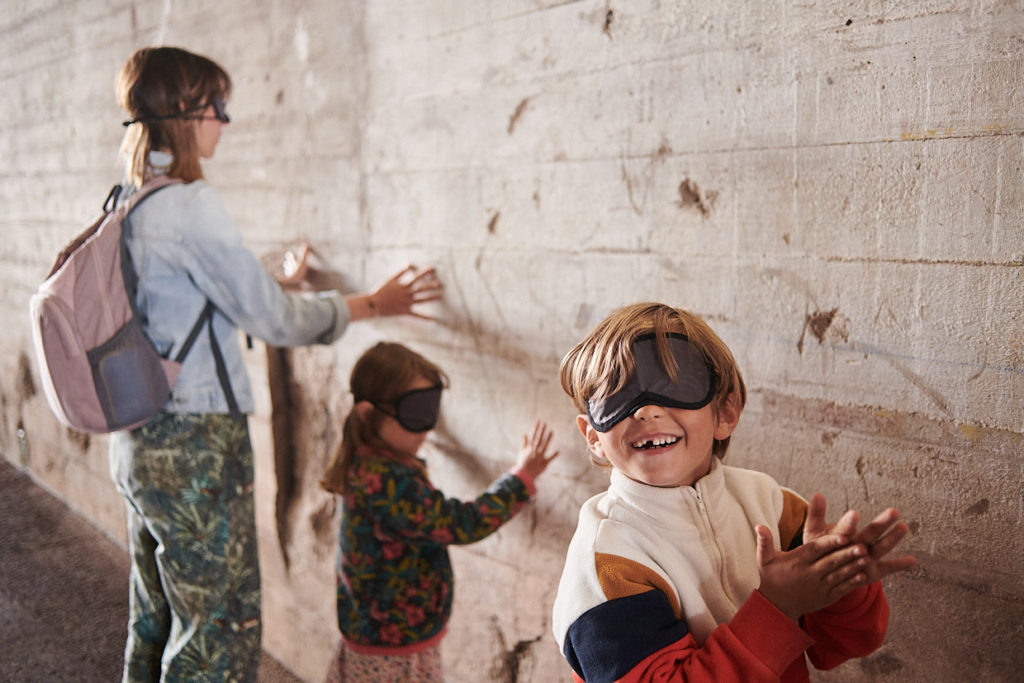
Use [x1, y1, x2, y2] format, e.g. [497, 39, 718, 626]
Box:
[755, 525, 867, 622]
[515, 420, 560, 481]
[803, 493, 917, 586]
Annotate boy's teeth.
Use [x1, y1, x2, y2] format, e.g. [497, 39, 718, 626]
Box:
[632, 436, 679, 449]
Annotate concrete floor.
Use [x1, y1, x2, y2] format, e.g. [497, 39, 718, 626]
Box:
[0, 457, 302, 682]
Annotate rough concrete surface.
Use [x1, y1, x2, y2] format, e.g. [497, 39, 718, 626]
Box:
[0, 459, 300, 683]
[2, 1, 1023, 681]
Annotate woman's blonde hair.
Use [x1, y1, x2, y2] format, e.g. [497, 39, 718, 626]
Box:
[116, 47, 231, 186]
[560, 302, 746, 459]
[321, 342, 448, 494]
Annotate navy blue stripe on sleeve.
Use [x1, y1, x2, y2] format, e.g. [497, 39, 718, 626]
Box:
[564, 589, 690, 683]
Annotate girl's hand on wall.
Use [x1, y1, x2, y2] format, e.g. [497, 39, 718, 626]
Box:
[515, 420, 560, 481]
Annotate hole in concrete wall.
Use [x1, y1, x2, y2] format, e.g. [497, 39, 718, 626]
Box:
[797, 307, 847, 354]
[16, 419, 30, 466]
[17, 352, 36, 400]
[677, 178, 718, 217]
[807, 308, 838, 343]
[603, 7, 614, 38]
[508, 99, 530, 134]
[964, 498, 990, 516]
[65, 427, 90, 453]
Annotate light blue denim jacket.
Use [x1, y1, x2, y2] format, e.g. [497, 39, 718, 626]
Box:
[119, 152, 349, 414]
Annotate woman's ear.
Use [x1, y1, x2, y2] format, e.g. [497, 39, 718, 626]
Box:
[355, 400, 374, 423]
[713, 392, 743, 440]
[576, 414, 605, 460]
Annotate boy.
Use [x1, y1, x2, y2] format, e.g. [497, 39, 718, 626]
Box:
[552, 302, 915, 682]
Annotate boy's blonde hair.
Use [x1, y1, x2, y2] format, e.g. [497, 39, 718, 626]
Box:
[560, 302, 746, 458]
[321, 342, 448, 494]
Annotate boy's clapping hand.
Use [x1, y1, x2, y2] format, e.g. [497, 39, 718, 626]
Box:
[755, 493, 916, 622]
[802, 493, 917, 586]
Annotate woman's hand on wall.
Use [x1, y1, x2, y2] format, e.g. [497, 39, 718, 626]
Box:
[350, 264, 443, 321]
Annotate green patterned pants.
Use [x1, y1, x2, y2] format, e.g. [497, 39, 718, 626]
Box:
[110, 412, 261, 682]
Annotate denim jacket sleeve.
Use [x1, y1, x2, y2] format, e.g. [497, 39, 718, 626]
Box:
[123, 178, 350, 414]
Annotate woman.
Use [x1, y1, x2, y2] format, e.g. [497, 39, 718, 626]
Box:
[109, 46, 441, 681]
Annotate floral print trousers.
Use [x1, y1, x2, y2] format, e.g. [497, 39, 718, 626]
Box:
[325, 640, 443, 683]
[110, 412, 261, 682]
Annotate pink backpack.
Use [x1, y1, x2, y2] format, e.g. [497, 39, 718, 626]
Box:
[29, 176, 219, 433]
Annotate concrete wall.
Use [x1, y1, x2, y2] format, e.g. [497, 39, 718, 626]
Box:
[2, 1, 1022, 680]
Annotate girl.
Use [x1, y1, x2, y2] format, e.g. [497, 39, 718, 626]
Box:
[320, 342, 560, 681]
[110, 47, 442, 681]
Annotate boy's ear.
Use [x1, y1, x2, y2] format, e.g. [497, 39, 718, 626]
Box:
[576, 415, 605, 459]
[713, 392, 743, 440]
[355, 400, 374, 423]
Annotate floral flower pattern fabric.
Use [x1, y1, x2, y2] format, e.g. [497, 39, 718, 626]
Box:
[336, 447, 532, 650]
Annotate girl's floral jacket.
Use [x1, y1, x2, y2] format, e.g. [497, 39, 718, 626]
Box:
[336, 446, 534, 654]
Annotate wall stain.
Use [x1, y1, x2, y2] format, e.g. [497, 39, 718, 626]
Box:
[677, 178, 718, 217]
[860, 651, 903, 676]
[958, 424, 984, 442]
[508, 98, 531, 134]
[310, 498, 336, 549]
[267, 346, 296, 568]
[854, 456, 871, 500]
[603, 4, 614, 39]
[17, 352, 36, 400]
[820, 430, 840, 446]
[620, 142, 672, 215]
[877, 352, 952, 416]
[964, 499, 990, 516]
[489, 616, 542, 683]
[65, 426, 90, 453]
[797, 308, 838, 353]
[487, 211, 500, 234]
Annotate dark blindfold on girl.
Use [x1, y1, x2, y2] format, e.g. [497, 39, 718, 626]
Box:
[586, 332, 716, 432]
[374, 385, 443, 433]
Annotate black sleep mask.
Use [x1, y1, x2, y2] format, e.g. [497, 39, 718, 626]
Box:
[375, 385, 443, 433]
[586, 332, 715, 432]
[122, 98, 230, 126]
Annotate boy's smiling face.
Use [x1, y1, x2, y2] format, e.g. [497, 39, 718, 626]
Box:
[577, 398, 740, 488]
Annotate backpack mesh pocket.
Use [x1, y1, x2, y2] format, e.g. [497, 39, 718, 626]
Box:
[87, 316, 172, 430]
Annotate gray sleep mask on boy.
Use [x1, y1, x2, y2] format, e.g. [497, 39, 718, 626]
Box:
[586, 332, 716, 432]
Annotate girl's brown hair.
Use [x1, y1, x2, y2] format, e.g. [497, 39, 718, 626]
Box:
[560, 302, 747, 459]
[321, 342, 448, 494]
[117, 47, 232, 186]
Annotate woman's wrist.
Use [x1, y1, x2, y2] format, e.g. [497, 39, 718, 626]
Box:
[344, 293, 381, 321]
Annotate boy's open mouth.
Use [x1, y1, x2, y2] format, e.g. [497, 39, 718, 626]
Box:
[631, 436, 680, 450]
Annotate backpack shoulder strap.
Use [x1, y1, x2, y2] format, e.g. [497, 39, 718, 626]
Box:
[174, 301, 240, 416]
[121, 174, 183, 214]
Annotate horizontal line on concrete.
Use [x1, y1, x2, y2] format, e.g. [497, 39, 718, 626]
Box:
[363, 128, 1024, 175]
[823, 256, 1024, 268]
[418, 0, 585, 41]
[731, 328, 1024, 378]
